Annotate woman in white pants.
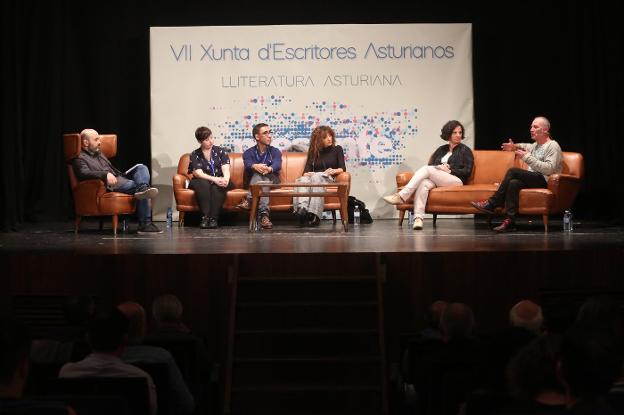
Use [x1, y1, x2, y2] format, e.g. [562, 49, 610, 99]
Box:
[383, 120, 474, 230]
[293, 126, 346, 227]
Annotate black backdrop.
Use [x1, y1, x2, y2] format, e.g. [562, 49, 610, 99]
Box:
[2, 1, 623, 231]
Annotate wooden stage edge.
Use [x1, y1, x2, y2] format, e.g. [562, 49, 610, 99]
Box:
[2, 219, 624, 364]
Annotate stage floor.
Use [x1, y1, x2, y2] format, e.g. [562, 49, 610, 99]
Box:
[2, 217, 623, 254]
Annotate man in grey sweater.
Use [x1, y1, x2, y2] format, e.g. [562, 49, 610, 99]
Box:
[471, 116, 562, 232]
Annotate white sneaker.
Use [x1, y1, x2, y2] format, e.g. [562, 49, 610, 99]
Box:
[382, 193, 404, 205]
[412, 217, 423, 230]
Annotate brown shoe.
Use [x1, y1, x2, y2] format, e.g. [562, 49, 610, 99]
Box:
[236, 198, 250, 210]
[260, 215, 273, 229]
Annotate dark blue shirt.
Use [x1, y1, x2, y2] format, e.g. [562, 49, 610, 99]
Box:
[188, 146, 230, 177]
[242, 144, 282, 184]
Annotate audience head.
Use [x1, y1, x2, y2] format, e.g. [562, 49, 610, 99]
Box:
[0, 321, 31, 397]
[559, 326, 622, 403]
[152, 294, 184, 324]
[507, 333, 563, 401]
[440, 120, 465, 141]
[440, 302, 475, 341]
[88, 307, 129, 354]
[117, 301, 147, 345]
[63, 295, 95, 326]
[425, 300, 448, 330]
[195, 126, 212, 143]
[509, 300, 544, 334]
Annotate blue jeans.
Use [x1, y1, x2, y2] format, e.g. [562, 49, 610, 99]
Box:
[112, 164, 151, 225]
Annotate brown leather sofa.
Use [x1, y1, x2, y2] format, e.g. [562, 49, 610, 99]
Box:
[63, 133, 136, 235]
[392, 150, 584, 231]
[173, 152, 351, 226]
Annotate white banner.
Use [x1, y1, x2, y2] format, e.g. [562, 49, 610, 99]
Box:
[150, 24, 473, 219]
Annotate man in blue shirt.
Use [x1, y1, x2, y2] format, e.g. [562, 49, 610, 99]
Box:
[237, 123, 282, 229]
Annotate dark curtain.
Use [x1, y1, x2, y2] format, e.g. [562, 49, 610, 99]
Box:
[2, 1, 623, 232]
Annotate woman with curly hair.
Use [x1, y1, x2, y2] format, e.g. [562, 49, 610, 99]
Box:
[293, 126, 346, 227]
[382, 120, 473, 230]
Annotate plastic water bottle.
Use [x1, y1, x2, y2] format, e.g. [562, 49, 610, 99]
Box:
[563, 210, 573, 232]
[353, 204, 361, 226]
[166, 207, 173, 228]
[408, 211, 414, 227]
[121, 217, 128, 233]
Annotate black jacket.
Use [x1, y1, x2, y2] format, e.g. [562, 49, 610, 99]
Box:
[428, 142, 474, 184]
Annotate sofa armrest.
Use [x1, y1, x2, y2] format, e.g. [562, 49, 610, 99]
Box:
[396, 172, 414, 188]
[73, 179, 107, 200]
[547, 173, 582, 213]
[173, 173, 190, 190]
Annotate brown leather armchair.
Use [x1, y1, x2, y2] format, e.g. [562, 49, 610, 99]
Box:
[63, 133, 135, 235]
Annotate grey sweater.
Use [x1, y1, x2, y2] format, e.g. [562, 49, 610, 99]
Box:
[517, 139, 563, 181]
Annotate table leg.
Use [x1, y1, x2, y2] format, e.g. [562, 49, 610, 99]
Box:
[249, 187, 260, 232]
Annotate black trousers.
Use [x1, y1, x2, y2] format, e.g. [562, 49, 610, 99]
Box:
[189, 179, 231, 218]
[488, 167, 547, 219]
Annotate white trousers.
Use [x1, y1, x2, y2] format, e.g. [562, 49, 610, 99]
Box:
[398, 166, 462, 218]
[293, 173, 335, 218]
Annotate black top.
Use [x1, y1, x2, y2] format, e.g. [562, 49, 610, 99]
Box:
[304, 145, 346, 173]
[188, 146, 230, 177]
[429, 142, 474, 184]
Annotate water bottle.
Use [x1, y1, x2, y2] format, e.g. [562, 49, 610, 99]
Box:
[353, 204, 361, 226]
[166, 207, 173, 228]
[408, 211, 414, 227]
[121, 217, 128, 233]
[563, 209, 573, 232]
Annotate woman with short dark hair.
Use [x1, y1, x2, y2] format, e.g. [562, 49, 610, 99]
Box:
[188, 127, 231, 229]
[382, 120, 473, 230]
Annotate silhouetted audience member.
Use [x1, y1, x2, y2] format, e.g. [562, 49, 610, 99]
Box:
[575, 295, 623, 349]
[118, 301, 195, 415]
[422, 300, 449, 341]
[501, 333, 567, 414]
[148, 294, 213, 377]
[1, 320, 76, 414]
[411, 303, 485, 415]
[485, 301, 544, 394]
[560, 327, 622, 415]
[31, 295, 94, 364]
[59, 307, 157, 415]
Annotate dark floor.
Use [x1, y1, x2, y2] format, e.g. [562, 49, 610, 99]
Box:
[1, 217, 623, 254]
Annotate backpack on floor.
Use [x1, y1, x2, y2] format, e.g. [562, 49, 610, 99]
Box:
[347, 196, 373, 224]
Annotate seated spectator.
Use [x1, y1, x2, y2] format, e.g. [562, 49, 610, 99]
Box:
[502, 334, 566, 414]
[118, 301, 195, 415]
[422, 300, 449, 341]
[59, 307, 157, 415]
[148, 294, 213, 377]
[560, 327, 622, 414]
[411, 303, 486, 415]
[31, 295, 94, 364]
[484, 300, 544, 396]
[150, 294, 192, 335]
[575, 295, 623, 349]
[1, 320, 76, 415]
[402, 300, 448, 382]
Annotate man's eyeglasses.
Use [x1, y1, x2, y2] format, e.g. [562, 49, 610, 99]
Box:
[259, 130, 273, 135]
